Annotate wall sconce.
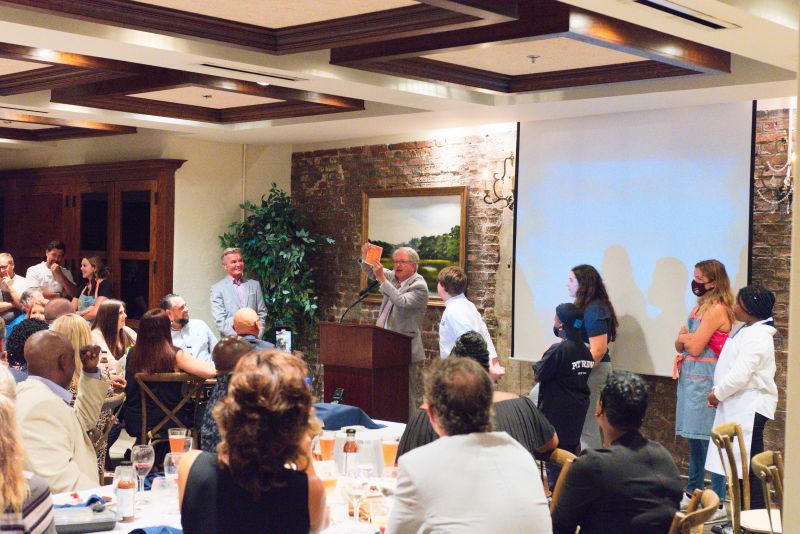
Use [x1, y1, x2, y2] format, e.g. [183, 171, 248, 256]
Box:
[756, 108, 795, 214]
[483, 152, 515, 210]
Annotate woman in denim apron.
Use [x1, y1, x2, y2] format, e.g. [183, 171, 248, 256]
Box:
[72, 256, 111, 322]
[673, 259, 734, 506]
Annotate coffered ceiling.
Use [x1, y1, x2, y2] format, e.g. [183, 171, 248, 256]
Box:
[0, 0, 794, 146]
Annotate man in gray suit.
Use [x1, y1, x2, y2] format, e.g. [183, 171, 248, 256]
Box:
[360, 243, 428, 413]
[210, 248, 267, 337]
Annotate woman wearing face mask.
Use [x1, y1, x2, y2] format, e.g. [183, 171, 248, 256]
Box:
[706, 284, 778, 512]
[567, 265, 618, 450]
[674, 259, 734, 513]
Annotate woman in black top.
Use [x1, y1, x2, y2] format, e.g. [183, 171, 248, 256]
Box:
[72, 256, 112, 322]
[178, 350, 326, 534]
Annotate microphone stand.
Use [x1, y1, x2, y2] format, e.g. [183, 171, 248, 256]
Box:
[340, 280, 379, 323]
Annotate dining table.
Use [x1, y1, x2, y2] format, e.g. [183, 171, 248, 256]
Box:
[52, 420, 406, 534]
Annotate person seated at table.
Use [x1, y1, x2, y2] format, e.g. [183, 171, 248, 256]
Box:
[43, 298, 73, 325]
[551, 371, 683, 534]
[0, 365, 56, 534]
[178, 350, 326, 534]
[398, 331, 558, 460]
[53, 313, 126, 479]
[388, 357, 551, 533]
[72, 256, 112, 322]
[6, 318, 49, 371]
[199, 336, 254, 452]
[123, 309, 216, 443]
[15, 333, 108, 492]
[5, 288, 46, 340]
[90, 299, 136, 375]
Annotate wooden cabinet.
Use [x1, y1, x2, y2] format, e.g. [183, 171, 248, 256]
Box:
[0, 159, 183, 321]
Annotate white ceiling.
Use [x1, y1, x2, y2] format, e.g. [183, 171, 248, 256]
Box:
[130, 86, 282, 109]
[0, 57, 47, 76]
[0, 0, 795, 148]
[137, 0, 417, 29]
[423, 37, 643, 76]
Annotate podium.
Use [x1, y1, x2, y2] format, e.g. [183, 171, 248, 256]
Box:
[320, 322, 411, 423]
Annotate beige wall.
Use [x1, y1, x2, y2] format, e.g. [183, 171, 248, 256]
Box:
[0, 131, 293, 331]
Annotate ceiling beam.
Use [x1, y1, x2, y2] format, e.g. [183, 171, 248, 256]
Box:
[416, 0, 519, 22]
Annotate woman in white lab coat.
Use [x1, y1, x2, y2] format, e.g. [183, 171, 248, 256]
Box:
[706, 284, 778, 509]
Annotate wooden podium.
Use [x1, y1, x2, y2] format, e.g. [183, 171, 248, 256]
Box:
[320, 322, 411, 423]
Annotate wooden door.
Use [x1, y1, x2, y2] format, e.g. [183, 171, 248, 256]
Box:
[114, 179, 158, 321]
[11, 181, 76, 276]
[74, 181, 114, 288]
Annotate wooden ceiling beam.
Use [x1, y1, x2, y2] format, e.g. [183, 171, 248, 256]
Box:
[0, 112, 136, 131]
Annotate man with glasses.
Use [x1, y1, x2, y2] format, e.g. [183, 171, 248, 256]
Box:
[0, 253, 28, 326]
[360, 243, 429, 414]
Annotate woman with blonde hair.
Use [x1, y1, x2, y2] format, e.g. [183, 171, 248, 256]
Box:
[0, 365, 56, 533]
[178, 351, 326, 534]
[52, 313, 125, 478]
[674, 259, 734, 513]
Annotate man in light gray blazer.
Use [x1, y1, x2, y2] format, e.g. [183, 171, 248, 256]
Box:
[360, 243, 428, 413]
[388, 357, 552, 534]
[210, 248, 267, 337]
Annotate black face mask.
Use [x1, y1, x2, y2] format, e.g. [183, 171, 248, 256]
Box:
[691, 280, 710, 297]
[553, 325, 563, 338]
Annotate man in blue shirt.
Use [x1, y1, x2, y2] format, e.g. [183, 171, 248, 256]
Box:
[161, 293, 218, 363]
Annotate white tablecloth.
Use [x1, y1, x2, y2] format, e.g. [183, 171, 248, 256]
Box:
[53, 419, 405, 533]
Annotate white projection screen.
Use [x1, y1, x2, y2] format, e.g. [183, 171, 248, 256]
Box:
[513, 102, 753, 376]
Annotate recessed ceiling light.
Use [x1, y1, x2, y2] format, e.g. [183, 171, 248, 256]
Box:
[256, 81, 270, 87]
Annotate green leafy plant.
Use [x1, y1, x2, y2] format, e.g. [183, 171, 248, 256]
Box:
[219, 183, 334, 341]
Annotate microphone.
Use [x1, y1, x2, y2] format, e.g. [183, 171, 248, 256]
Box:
[340, 279, 381, 323]
[358, 279, 380, 297]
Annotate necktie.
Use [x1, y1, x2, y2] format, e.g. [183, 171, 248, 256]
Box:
[376, 279, 400, 328]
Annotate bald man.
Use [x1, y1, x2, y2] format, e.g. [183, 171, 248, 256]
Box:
[232, 308, 274, 350]
[15, 332, 108, 492]
[43, 297, 74, 324]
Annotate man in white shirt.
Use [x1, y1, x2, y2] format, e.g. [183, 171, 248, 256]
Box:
[0, 253, 28, 325]
[161, 293, 218, 363]
[387, 357, 552, 534]
[24, 240, 76, 300]
[437, 266, 504, 379]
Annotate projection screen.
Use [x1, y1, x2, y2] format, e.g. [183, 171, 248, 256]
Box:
[513, 102, 753, 377]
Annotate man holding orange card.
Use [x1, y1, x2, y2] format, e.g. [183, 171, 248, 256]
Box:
[359, 242, 428, 414]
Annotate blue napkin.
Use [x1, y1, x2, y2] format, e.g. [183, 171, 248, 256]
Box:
[313, 402, 385, 430]
[54, 494, 106, 509]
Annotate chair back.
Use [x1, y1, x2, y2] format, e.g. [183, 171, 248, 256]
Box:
[751, 450, 784, 534]
[546, 448, 577, 512]
[134, 372, 204, 445]
[668, 488, 721, 534]
[711, 422, 749, 532]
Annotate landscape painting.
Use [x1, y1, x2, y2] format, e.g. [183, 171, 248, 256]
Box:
[362, 186, 467, 305]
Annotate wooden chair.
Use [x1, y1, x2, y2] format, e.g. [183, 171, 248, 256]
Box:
[89, 392, 125, 454]
[711, 423, 781, 533]
[668, 488, 721, 534]
[545, 448, 577, 512]
[750, 451, 784, 534]
[134, 372, 205, 446]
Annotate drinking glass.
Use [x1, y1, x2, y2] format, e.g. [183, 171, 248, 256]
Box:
[341, 464, 373, 523]
[163, 453, 182, 484]
[319, 431, 335, 461]
[381, 438, 399, 475]
[168, 428, 188, 454]
[131, 444, 155, 504]
[369, 498, 390, 529]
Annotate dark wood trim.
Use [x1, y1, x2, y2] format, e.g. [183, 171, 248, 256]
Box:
[332, 2, 569, 64]
[0, 66, 127, 96]
[33, 126, 136, 141]
[219, 102, 359, 123]
[0, 113, 136, 142]
[0, 112, 135, 131]
[508, 60, 699, 92]
[567, 7, 730, 74]
[52, 69, 364, 108]
[416, 0, 519, 21]
[0, 1, 505, 54]
[0, 127, 34, 141]
[358, 58, 511, 93]
[0, 159, 186, 180]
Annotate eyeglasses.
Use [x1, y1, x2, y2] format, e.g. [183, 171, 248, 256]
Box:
[393, 260, 415, 265]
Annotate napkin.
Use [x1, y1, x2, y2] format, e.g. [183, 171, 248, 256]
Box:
[54, 494, 106, 509]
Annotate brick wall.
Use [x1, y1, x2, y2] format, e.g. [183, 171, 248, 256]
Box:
[291, 131, 516, 401]
[640, 108, 791, 470]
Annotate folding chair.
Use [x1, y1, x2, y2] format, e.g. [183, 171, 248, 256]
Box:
[668, 488, 721, 534]
[134, 372, 205, 446]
